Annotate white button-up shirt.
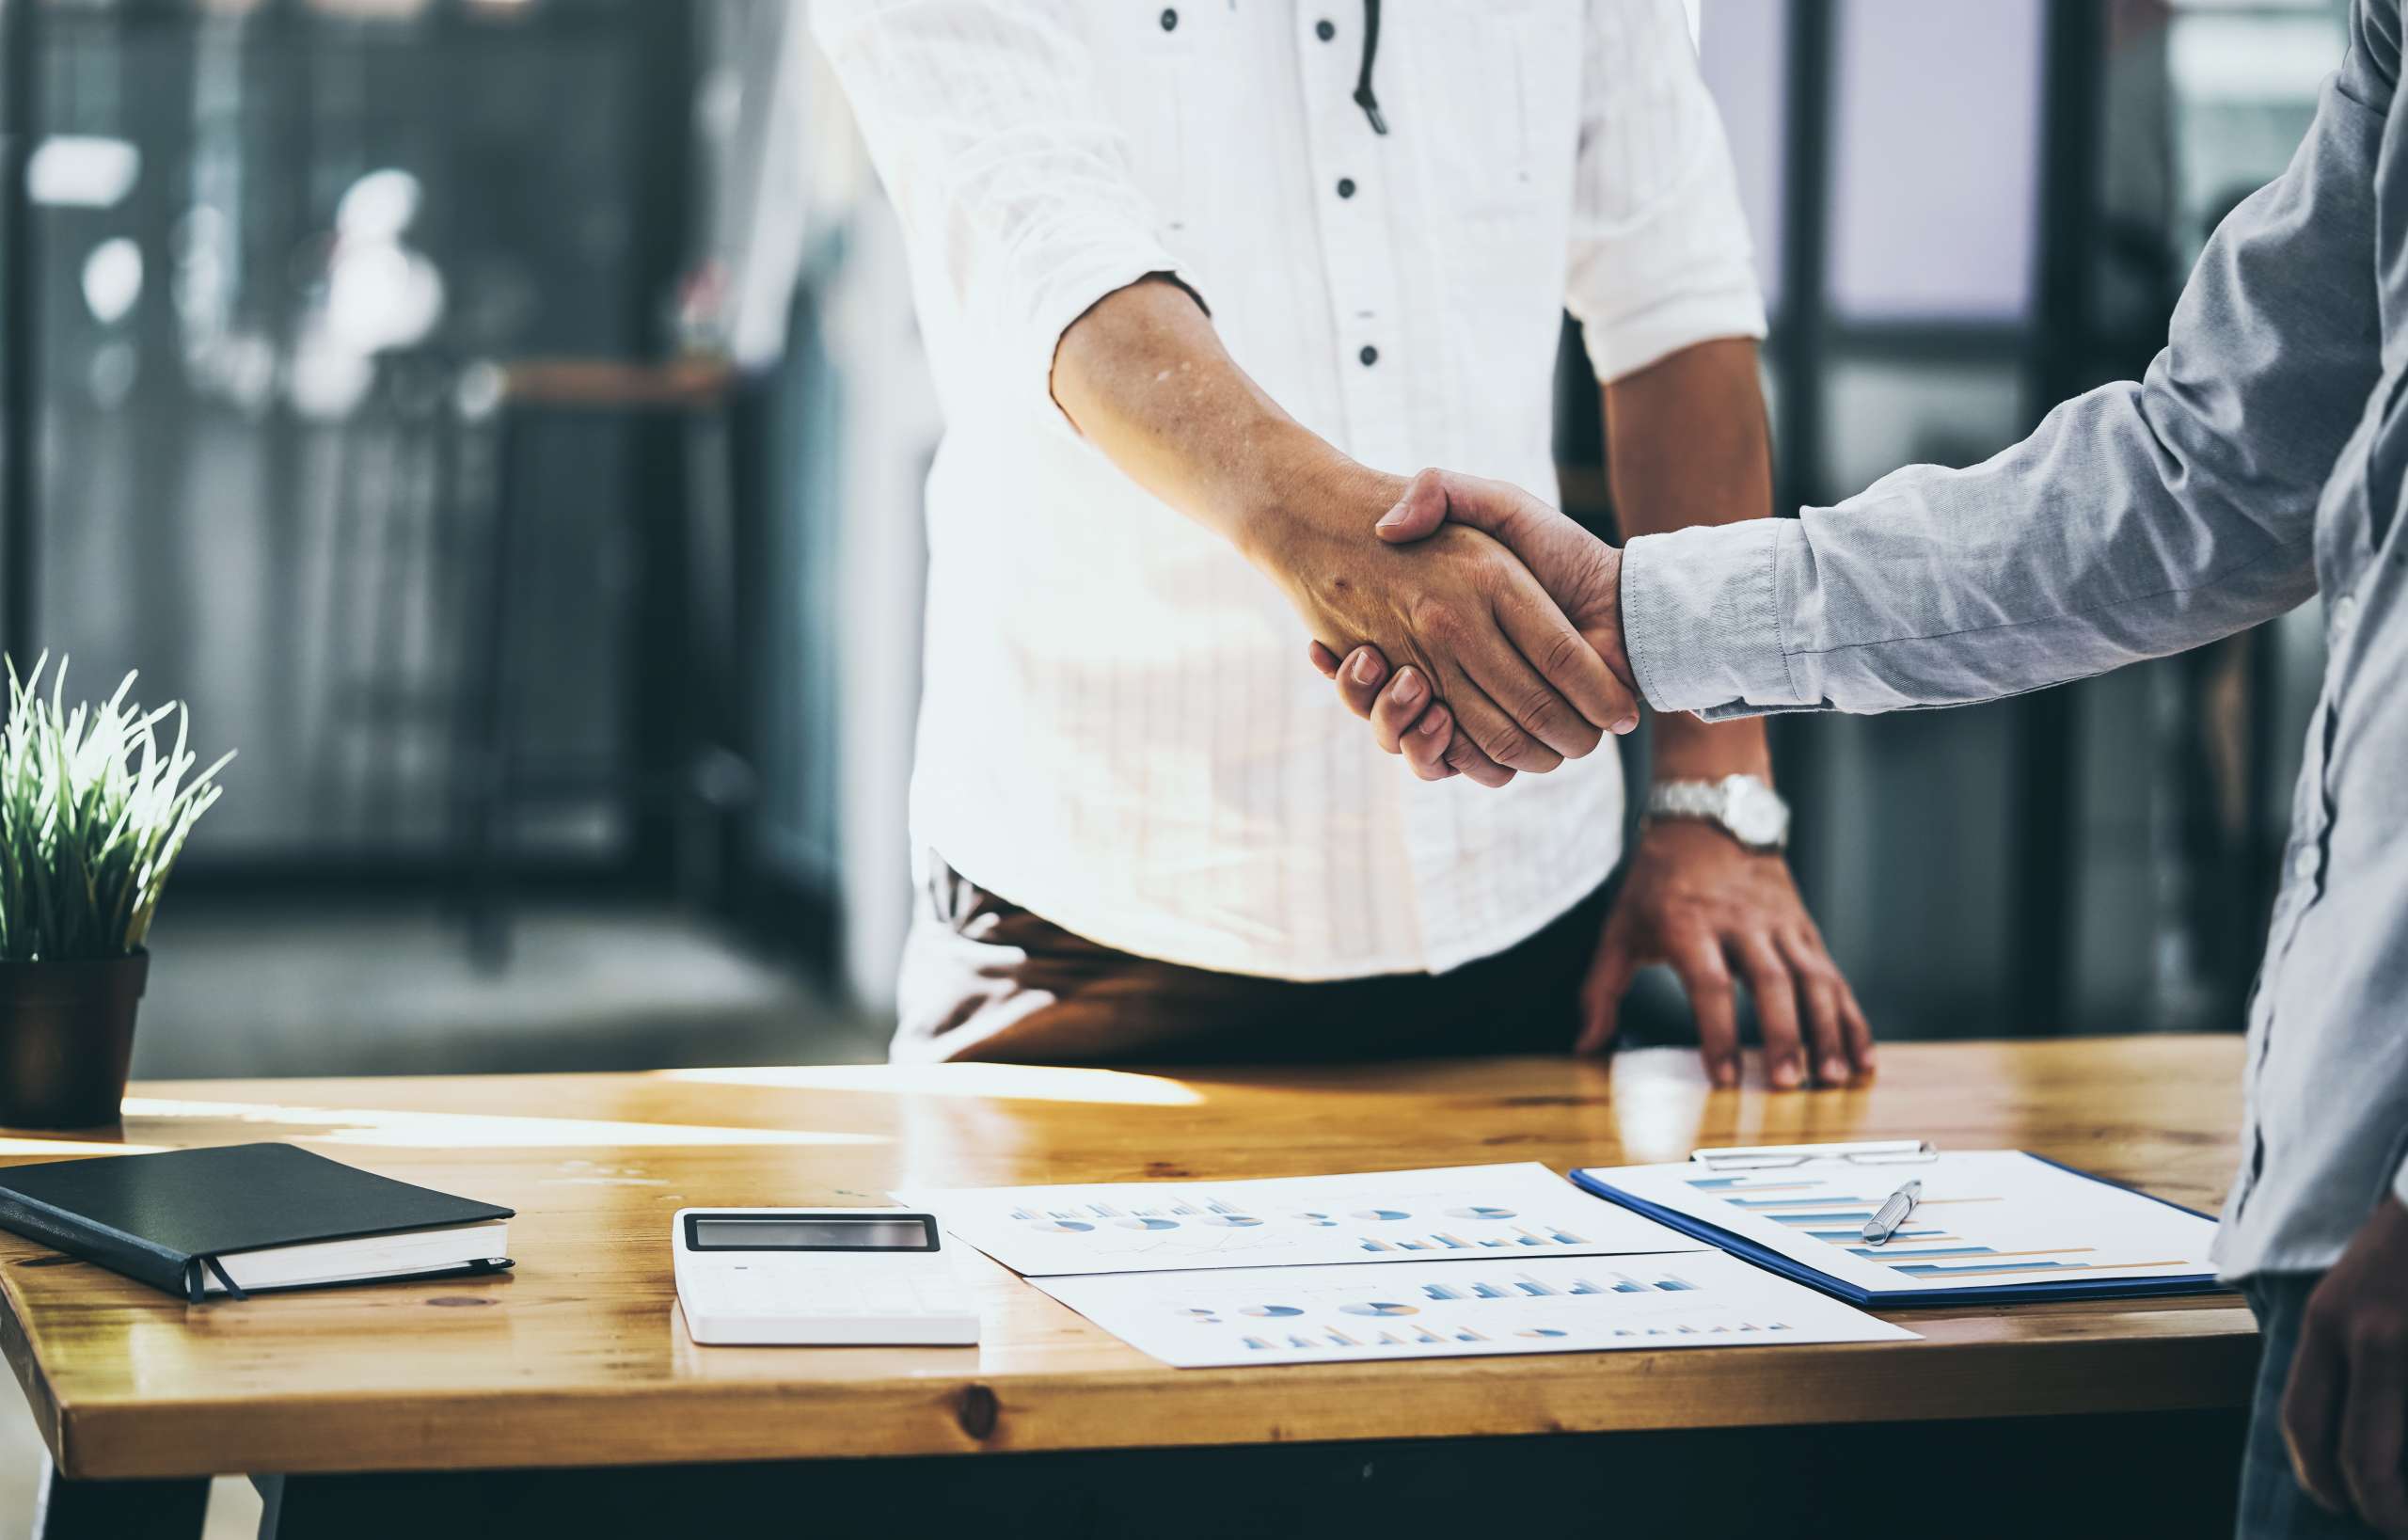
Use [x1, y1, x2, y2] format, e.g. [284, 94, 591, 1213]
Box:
[813, 0, 1764, 980]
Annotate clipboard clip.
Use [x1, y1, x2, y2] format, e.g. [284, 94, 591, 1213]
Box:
[1689, 1139, 1938, 1172]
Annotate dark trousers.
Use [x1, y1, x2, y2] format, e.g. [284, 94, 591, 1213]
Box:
[2241, 1272, 2387, 1539]
[892, 854, 1615, 1064]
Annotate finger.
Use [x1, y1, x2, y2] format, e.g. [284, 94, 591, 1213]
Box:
[1777, 931, 1856, 1087]
[1835, 975, 1877, 1079]
[2285, 1294, 2353, 1515]
[1734, 934, 1806, 1091]
[1403, 703, 1465, 781]
[1368, 667, 1432, 754]
[1307, 641, 1340, 679]
[1437, 711, 1515, 786]
[1439, 614, 1592, 770]
[1336, 645, 1388, 720]
[1373, 466, 1450, 544]
[1576, 934, 1637, 1056]
[1495, 577, 1638, 739]
[2339, 1317, 2408, 1532]
[1441, 669, 1563, 775]
[1667, 928, 1740, 1088]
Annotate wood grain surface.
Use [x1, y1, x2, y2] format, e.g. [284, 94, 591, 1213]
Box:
[0, 1037, 2256, 1479]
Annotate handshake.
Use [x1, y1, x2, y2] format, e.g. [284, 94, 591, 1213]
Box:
[1275, 468, 1636, 785]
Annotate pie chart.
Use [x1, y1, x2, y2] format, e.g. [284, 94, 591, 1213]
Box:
[1242, 1305, 1305, 1318]
[1446, 1206, 1517, 1220]
[1113, 1216, 1180, 1230]
[1292, 1212, 1339, 1227]
[1024, 1219, 1094, 1233]
[1198, 1215, 1262, 1227]
[1516, 1327, 1569, 1339]
[1340, 1302, 1419, 1318]
[1350, 1208, 1411, 1221]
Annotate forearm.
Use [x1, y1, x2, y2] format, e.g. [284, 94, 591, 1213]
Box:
[1622, 43, 2384, 722]
[1059, 277, 1632, 769]
[1602, 338, 1773, 780]
[1051, 276, 1389, 567]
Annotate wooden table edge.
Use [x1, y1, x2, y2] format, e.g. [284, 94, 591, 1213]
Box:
[0, 1269, 65, 1469]
[43, 1323, 2259, 1480]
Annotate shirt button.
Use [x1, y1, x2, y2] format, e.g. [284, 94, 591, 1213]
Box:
[1159, 7, 1178, 30]
[1315, 17, 1336, 40]
[1358, 344, 1379, 367]
[1337, 177, 1356, 198]
[2292, 846, 2321, 882]
[2333, 593, 2359, 637]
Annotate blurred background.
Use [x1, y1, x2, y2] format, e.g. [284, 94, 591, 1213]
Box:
[0, 4, 2353, 1524]
[0, 0, 2347, 1086]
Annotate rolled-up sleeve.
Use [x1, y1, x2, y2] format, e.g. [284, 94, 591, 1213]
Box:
[1623, 17, 2390, 720]
[810, 0, 1197, 420]
[1563, 0, 1766, 383]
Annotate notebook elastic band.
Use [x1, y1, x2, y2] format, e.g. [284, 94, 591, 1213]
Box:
[200, 1255, 248, 1301]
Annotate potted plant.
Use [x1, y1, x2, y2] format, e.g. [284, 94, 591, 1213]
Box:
[0, 658, 230, 1128]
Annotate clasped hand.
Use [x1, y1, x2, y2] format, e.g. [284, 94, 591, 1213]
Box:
[1257, 465, 1638, 777]
[1301, 468, 1877, 1090]
[1303, 468, 1634, 785]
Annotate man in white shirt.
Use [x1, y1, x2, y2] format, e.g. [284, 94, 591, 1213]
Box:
[813, 0, 1872, 1083]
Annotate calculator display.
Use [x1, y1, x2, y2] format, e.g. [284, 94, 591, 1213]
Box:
[688, 1215, 938, 1251]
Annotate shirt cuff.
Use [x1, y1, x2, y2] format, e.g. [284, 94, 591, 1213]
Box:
[1619, 518, 1812, 720]
[1579, 284, 1767, 384]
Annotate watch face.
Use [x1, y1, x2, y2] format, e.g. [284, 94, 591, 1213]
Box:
[1722, 777, 1790, 848]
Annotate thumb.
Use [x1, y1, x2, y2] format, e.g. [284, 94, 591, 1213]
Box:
[1377, 466, 1545, 545]
[1373, 467, 1453, 543]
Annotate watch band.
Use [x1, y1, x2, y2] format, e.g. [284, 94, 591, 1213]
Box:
[1643, 774, 1790, 852]
[1645, 782, 1731, 822]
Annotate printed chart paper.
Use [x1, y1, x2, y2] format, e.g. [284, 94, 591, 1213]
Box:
[1585, 1151, 2218, 1294]
[895, 1163, 1702, 1277]
[1036, 1252, 1916, 1367]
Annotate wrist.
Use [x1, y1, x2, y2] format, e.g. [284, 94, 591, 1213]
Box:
[1642, 772, 1789, 852]
[1649, 714, 1771, 784]
[1232, 436, 1402, 575]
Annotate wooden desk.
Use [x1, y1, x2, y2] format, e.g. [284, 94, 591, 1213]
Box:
[0, 1038, 2257, 1537]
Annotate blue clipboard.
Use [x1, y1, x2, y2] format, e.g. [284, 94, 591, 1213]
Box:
[1570, 1153, 2230, 1308]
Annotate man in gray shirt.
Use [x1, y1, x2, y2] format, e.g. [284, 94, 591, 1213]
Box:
[1311, 3, 2408, 1533]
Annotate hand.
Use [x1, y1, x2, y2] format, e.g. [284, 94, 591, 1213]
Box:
[1264, 462, 1638, 779]
[1307, 468, 1635, 784]
[1583, 820, 1873, 1088]
[2283, 1196, 2408, 1535]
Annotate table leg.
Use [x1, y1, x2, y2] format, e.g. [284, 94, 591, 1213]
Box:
[30, 1452, 206, 1540]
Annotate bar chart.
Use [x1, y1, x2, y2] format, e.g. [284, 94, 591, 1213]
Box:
[1036, 1253, 1912, 1367]
[1585, 1151, 2218, 1296]
[898, 1164, 1702, 1277]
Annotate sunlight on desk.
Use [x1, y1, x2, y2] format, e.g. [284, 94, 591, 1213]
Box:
[0, 1137, 166, 1159]
[118, 1099, 887, 1150]
[657, 1063, 1206, 1107]
[1607, 1048, 1715, 1164]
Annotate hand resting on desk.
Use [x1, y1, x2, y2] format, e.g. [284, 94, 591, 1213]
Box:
[1307, 468, 1875, 1090]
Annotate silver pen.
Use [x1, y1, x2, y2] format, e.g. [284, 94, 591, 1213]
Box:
[1860, 1179, 1924, 1246]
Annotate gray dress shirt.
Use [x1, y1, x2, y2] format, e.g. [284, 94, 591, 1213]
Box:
[1618, 0, 2407, 1281]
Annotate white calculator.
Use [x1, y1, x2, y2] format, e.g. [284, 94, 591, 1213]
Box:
[672, 1208, 978, 1346]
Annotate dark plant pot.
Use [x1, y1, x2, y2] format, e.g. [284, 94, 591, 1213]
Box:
[0, 951, 149, 1129]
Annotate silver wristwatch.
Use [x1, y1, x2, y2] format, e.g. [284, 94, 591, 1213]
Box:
[1643, 774, 1790, 852]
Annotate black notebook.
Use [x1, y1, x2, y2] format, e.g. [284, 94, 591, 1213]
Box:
[0, 1142, 515, 1302]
